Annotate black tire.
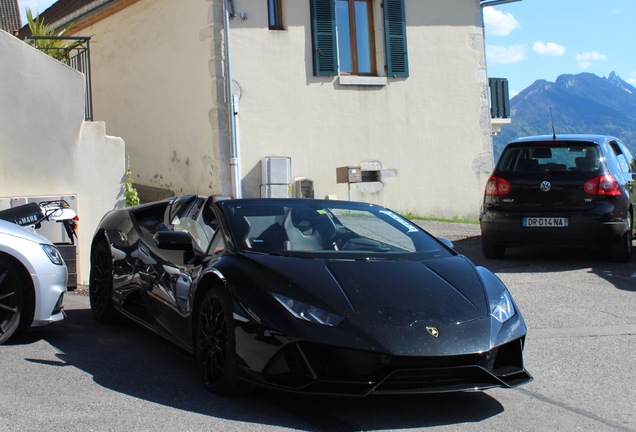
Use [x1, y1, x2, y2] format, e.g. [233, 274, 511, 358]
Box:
[89, 240, 120, 323]
[195, 286, 248, 395]
[482, 237, 506, 259]
[0, 256, 23, 344]
[610, 215, 632, 263]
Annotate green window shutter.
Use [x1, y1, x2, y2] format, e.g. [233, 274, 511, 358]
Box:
[384, 0, 409, 77]
[310, 0, 338, 76]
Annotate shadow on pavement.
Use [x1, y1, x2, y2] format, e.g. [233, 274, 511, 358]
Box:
[7, 294, 505, 431]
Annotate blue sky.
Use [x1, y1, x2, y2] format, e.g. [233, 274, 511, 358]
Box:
[484, 0, 636, 96]
[19, 0, 54, 24]
[20, 0, 636, 97]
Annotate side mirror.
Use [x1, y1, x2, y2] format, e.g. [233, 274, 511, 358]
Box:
[154, 231, 194, 251]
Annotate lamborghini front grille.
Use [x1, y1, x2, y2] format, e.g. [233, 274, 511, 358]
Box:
[261, 337, 530, 395]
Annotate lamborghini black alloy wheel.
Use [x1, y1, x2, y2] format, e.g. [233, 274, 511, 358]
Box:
[196, 287, 247, 395]
[0, 257, 22, 344]
[198, 290, 227, 384]
[89, 240, 118, 322]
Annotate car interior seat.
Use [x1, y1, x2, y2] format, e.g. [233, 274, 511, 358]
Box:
[575, 150, 598, 171]
[172, 217, 210, 252]
[544, 162, 567, 170]
[519, 159, 539, 172]
[252, 222, 289, 251]
[231, 215, 252, 249]
[198, 199, 218, 240]
[283, 208, 325, 251]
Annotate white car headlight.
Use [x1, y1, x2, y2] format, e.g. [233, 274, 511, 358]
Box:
[492, 290, 515, 323]
[41, 244, 65, 266]
[272, 293, 344, 327]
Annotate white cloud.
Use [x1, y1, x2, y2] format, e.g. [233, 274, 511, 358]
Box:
[533, 42, 566, 57]
[483, 7, 520, 36]
[486, 44, 528, 65]
[575, 51, 607, 69]
[628, 72, 636, 86]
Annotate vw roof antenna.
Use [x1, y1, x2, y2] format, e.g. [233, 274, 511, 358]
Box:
[550, 108, 556, 140]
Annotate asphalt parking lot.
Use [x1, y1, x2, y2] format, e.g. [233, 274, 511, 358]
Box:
[1, 222, 635, 431]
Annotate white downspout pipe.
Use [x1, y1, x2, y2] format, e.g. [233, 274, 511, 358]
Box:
[223, 0, 242, 198]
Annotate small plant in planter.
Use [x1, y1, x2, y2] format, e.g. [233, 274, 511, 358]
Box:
[25, 8, 84, 62]
[125, 170, 140, 207]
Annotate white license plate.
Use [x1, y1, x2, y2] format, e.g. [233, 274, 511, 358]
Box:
[522, 217, 569, 227]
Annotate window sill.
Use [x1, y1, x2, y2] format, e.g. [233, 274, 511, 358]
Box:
[338, 76, 387, 86]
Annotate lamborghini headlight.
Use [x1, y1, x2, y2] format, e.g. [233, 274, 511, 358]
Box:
[492, 290, 515, 323]
[272, 293, 344, 327]
[41, 244, 65, 266]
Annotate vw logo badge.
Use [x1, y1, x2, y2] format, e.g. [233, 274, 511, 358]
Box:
[426, 326, 440, 338]
[540, 181, 552, 192]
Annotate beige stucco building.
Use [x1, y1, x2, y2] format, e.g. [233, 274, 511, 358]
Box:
[32, 0, 501, 219]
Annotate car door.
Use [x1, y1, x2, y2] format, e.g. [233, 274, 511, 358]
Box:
[136, 196, 210, 348]
[139, 233, 205, 347]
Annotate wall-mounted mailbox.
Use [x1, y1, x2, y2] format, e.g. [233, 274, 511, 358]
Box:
[336, 166, 362, 183]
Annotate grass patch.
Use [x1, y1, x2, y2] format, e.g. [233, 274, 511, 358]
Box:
[401, 213, 479, 225]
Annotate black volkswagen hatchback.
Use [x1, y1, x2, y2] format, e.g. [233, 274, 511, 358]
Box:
[480, 135, 636, 262]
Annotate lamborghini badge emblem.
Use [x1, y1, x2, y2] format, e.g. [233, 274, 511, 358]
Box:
[426, 326, 439, 338]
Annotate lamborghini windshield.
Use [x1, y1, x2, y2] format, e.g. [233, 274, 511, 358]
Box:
[219, 200, 453, 260]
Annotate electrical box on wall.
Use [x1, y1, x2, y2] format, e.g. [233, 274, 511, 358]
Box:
[261, 184, 292, 198]
[262, 157, 292, 185]
[336, 166, 362, 183]
[261, 156, 292, 198]
[294, 179, 314, 198]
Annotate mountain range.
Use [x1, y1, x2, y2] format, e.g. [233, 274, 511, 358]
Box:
[493, 71, 636, 158]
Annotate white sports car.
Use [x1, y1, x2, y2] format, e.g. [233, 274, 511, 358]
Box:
[0, 219, 67, 344]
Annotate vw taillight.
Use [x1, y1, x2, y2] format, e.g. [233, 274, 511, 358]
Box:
[485, 176, 511, 196]
[583, 175, 621, 196]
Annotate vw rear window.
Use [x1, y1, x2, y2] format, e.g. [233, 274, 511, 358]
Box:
[497, 143, 600, 173]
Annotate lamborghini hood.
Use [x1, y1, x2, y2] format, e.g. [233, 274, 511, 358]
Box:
[245, 254, 488, 323]
[235, 252, 527, 357]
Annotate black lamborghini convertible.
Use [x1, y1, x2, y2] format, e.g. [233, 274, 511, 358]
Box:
[89, 196, 532, 396]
